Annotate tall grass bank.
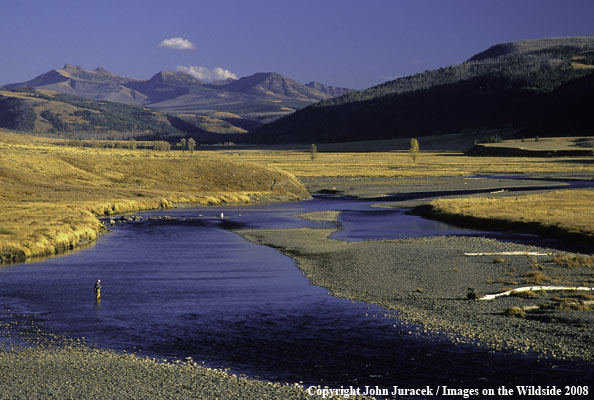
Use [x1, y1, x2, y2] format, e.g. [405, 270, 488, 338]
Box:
[0, 132, 310, 263]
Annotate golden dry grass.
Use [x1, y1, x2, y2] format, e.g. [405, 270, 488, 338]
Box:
[177, 114, 247, 134]
[210, 148, 594, 178]
[194, 115, 247, 134]
[0, 131, 308, 263]
[429, 189, 594, 241]
[0, 89, 46, 101]
[481, 136, 592, 151]
[571, 62, 594, 69]
[3, 129, 594, 261]
[212, 111, 241, 119]
[208, 147, 594, 243]
[205, 147, 594, 242]
[35, 101, 90, 133]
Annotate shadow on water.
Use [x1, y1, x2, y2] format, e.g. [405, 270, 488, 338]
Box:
[1, 193, 593, 392]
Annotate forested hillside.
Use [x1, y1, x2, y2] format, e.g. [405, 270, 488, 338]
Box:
[249, 36, 594, 143]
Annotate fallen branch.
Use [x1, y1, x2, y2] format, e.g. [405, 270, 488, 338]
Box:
[479, 286, 594, 301]
[464, 251, 551, 257]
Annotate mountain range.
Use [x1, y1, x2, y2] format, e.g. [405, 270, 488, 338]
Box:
[4, 66, 352, 137]
[249, 36, 594, 143]
[3, 36, 593, 145]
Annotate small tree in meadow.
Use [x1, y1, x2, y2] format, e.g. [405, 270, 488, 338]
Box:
[409, 138, 419, 163]
[310, 143, 318, 162]
[154, 141, 171, 151]
[187, 138, 196, 154]
[178, 138, 187, 152]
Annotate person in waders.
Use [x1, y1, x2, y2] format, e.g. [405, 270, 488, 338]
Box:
[94, 280, 101, 301]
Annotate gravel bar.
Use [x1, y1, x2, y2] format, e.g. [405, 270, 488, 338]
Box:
[238, 225, 594, 361]
[0, 310, 366, 399]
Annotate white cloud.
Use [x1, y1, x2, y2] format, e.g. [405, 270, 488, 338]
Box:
[176, 65, 238, 82]
[158, 37, 195, 50]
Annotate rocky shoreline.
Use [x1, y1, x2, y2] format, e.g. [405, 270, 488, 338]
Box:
[238, 213, 594, 362]
[0, 309, 366, 399]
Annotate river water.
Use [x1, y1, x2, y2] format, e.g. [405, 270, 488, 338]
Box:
[1, 196, 593, 393]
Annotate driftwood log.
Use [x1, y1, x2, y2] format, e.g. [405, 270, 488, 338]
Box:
[478, 286, 594, 301]
[464, 251, 551, 257]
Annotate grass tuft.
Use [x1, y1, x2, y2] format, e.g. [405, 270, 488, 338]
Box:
[552, 253, 594, 268]
[504, 306, 526, 318]
[511, 290, 541, 299]
[523, 270, 558, 285]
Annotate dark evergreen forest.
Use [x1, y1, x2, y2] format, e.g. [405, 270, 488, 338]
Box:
[249, 37, 594, 143]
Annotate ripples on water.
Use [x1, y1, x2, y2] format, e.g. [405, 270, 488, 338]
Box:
[1, 198, 593, 392]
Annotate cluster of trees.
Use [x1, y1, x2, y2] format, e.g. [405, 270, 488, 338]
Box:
[142, 138, 198, 152]
[176, 138, 196, 153]
[0, 96, 35, 131]
[153, 141, 170, 151]
[40, 110, 67, 131]
[60, 137, 200, 152]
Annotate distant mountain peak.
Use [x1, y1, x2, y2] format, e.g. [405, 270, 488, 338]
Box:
[258, 71, 283, 78]
[62, 63, 83, 71]
[305, 81, 353, 97]
[468, 36, 594, 62]
[148, 71, 203, 86]
[218, 72, 332, 101]
[53, 64, 135, 84]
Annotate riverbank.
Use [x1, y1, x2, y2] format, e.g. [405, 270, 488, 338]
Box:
[301, 175, 594, 244]
[423, 189, 594, 244]
[238, 213, 594, 362]
[0, 131, 310, 264]
[0, 346, 323, 399]
[0, 312, 327, 400]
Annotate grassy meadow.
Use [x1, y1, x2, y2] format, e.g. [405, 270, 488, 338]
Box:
[2, 130, 594, 263]
[210, 147, 594, 177]
[0, 131, 309, 263]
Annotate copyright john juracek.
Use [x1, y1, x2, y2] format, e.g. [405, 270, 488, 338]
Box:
[307, 385, 589, 398]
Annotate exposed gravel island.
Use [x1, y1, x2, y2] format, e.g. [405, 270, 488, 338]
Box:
[238, 212, 594, 362]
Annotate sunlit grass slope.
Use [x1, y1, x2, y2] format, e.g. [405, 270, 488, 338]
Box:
[427, 189, 594, 243]
[0, 131, 309, 263]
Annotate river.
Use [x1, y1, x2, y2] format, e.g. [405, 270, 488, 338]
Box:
[1, 195, 593, 393]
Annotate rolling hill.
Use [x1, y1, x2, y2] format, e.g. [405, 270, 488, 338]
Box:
[0, 88, 205, 140]
[249, 36, 594, 144]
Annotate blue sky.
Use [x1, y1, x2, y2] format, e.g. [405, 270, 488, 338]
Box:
[2, 0, 594, 89]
